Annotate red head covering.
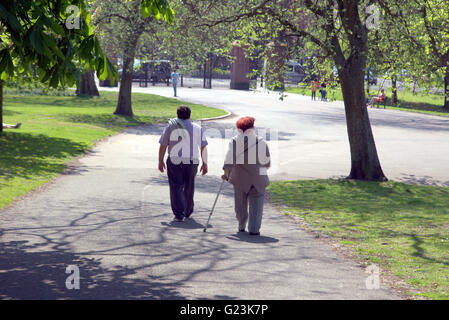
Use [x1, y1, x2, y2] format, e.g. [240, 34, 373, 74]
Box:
[236, 116, 255, 132]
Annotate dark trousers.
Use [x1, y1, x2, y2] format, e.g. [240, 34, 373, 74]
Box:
[320, 90, 327, 101]
[167, 158, 198, 219]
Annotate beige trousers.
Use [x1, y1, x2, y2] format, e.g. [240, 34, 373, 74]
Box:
[234, 186, 265, 233]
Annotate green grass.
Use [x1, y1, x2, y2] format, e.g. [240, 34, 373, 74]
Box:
[0, 91, 226, 210]
[286, 85, 449, 117]
[268, 179, 449, 300]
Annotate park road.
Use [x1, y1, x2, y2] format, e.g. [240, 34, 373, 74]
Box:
[113, 85, 449, 185]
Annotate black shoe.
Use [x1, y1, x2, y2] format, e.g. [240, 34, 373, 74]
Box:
[173, 216, 184, 222]
[249, 232, 260, 236]
[238, 229, 246, 233]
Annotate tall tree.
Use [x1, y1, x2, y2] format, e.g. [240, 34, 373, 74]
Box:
[92, 0, 173, 116]
[0, 0, 119, 132]
[200, 0, 389, 181]
[152, 0, 234, 86]
[0, 0, 173, 131]
[413, 0, 449, 108]
[380, 0, 449, 108]
[366, 8, 417, 105]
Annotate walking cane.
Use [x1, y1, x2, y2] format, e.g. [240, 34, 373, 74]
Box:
[203, 177, 227, 232]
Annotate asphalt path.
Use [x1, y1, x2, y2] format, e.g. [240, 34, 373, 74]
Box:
[3, 85, 444, 299]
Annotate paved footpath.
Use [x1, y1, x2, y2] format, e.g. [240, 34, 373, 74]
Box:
[0, 121, 401, 299]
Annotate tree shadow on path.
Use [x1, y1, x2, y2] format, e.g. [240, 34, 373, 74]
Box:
[0, 240, 183, 300]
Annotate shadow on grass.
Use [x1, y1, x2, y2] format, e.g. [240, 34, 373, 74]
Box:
[4, 95, 112, 108]
[0, 132, 88, 180]
[60, 113, 149, 129]
[395, 100, 449, 114]
[408, 233, 449, 267]
[272, 179, 449, 222]
[268, 179, 449, 271]
[2, 109, 23, 116]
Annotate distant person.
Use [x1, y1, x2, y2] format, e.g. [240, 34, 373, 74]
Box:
[320, 81, 327, 101]
[367, 89, 386, 108]
[311, 79, 320, 101]
[158, 105, 208, 222]
[171, 67, 180, 97]
[222, 116, 271, 236]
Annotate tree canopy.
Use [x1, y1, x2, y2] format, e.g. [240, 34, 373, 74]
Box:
[0, 0, 117, 88]
[0, 0, 174, 129]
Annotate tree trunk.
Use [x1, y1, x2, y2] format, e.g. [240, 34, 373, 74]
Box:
[114, 49, 136, 117]
[208, 57, 215, 89]
[444, 65, 449, 109]
[77, 70, 100, 96]
[392, 74, 398, 105]
[0, 80, 3, 134]
[339, 58, 387, 181]
[266, 41, 286, 91]
[203, 61, 207, 89]
[366, 68, 370, 96]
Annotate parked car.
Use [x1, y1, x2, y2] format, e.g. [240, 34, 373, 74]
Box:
[285, 60, 307, 83]
[118, 60, 172, 85]
[146, 60, 171, 84]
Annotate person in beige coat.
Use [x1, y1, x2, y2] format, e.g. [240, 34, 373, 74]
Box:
[222, 117, 270, 235]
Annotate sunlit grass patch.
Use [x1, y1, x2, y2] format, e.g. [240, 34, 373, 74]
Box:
[269, 179, 449, 299]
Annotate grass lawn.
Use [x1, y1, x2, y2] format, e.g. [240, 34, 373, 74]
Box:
[286, 86, 449, 118]
[268, 179, 449, 300]
[0, 91, 226, 210]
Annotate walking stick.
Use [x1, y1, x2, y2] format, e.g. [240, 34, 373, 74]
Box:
[203, 177, 227, 232]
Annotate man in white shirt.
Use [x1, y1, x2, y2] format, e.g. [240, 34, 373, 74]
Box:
[158, 106, 208, 221]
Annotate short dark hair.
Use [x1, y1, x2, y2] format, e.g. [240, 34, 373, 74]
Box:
[177, 105, 191, 120]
